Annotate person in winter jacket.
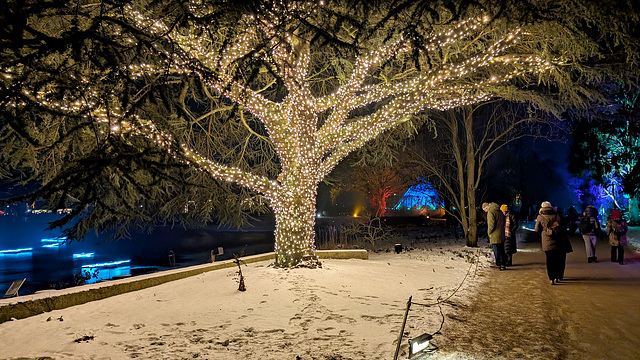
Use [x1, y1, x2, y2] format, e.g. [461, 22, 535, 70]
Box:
[483, 202, 507, 270]
[535, 201, 566, 285]
[579, 205, 601, 263]
[606, 209, 628, 265]
[501, 204, 518, 266]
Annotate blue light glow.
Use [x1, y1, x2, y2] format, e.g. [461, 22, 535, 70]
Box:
[40, 237, 67, 249]
[393, 183, 444, 210]
[41, 238, 66, 243]
[0, 248, 34, 255]
[73, 252, 95, 259]
[81, 266, 131, 284]
[42, 243, 61, 248]
[82, 260, 131, 268]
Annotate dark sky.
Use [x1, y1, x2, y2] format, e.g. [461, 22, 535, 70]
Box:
[486, 136, 576, 217]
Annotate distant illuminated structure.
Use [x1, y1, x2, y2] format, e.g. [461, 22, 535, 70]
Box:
[393, 183, 444, 211]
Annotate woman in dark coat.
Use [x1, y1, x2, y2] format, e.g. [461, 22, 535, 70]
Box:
[535, 201, 566, 285]
[501, 204, 518, 266]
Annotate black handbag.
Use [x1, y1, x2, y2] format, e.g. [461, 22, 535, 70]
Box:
[564, 235, 573, 253]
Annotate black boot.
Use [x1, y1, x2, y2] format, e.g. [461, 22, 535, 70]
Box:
[619, 248, 624, 265]
[588, 257, 593, 263]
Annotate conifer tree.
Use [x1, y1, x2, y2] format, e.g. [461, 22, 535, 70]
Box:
[1, 0, 638, 266]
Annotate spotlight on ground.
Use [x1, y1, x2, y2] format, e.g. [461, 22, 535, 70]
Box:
[408, 332, 433, 359]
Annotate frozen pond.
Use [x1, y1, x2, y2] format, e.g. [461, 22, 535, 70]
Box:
[0, 214, 274, 296]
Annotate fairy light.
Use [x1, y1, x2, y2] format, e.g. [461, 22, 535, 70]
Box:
[1, 2, 561, 268]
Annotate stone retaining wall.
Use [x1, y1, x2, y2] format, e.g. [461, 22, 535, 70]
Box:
[0, 249, 368, 324]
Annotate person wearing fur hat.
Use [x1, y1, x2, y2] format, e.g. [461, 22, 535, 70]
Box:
[606, 209, 628, 265]
[483, 202, 507, 270]
[501, 204, 518, 266]
[535, 201, 566, 285]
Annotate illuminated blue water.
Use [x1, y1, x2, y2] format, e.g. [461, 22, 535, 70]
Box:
[0, 214, 274, 296]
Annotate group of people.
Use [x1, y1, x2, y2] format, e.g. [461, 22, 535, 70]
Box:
[481, 202, 518, 271]
[535, 201, 629, 285]
[578, 205, 629, 265]
[483, 200, 630, 285]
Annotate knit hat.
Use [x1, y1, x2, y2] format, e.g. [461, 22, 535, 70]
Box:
[500, 204, 508, 212]
[610, 209, 621, 219]
[585, 205, 597, 217]
[482, 202, 490, 211]
[541, 201, 553, 209]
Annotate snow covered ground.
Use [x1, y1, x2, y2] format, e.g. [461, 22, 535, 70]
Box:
[626, 226, 640, 250]
[1, 226, 637, 360]
[0, 229, 492, 360]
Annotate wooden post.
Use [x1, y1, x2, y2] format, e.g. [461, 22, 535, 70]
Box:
[393, 296, 412, 360]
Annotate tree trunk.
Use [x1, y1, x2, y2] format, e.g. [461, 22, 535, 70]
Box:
[371, 188, 389, 217]
[465, 109, 479, 247]
[466, 194, 478, 247]
[272, 182, 321, 268]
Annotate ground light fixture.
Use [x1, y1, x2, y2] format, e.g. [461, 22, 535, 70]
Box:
[393, 296, 438, 360]
[408, 333, 433, 359]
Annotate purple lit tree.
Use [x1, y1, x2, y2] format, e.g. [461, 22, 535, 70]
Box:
[569, 85, 640, 222]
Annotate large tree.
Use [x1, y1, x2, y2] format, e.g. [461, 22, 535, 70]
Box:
[1, 0, 638, 267]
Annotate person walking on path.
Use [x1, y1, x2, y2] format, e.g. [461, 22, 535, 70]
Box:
[501, 204, 518, 266]
[580, 205, 601, 263]
[606, 209, 628, 265]
[535, 201, 566, 285]
[483, 202, 507, 270]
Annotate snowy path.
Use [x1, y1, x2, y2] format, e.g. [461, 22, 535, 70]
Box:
[435, 232, 640, 360]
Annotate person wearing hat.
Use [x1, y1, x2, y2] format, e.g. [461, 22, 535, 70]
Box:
[501, 204, 518, 266]
[483, 202, 507, 270]
[535, 201, 566, 285]
[606, 209, 628, 265]
[579, 205, 602, 263]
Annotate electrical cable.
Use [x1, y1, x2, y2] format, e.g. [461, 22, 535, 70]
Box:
[411, 247, 480, 308]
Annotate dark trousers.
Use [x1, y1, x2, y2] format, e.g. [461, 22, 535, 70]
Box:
[611, 246, 625, 263]
[492, 243, 507, 267]
[544, 250, 566, 281]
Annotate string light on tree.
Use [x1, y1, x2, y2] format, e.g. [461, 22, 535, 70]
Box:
[2, 1, 563, 268]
